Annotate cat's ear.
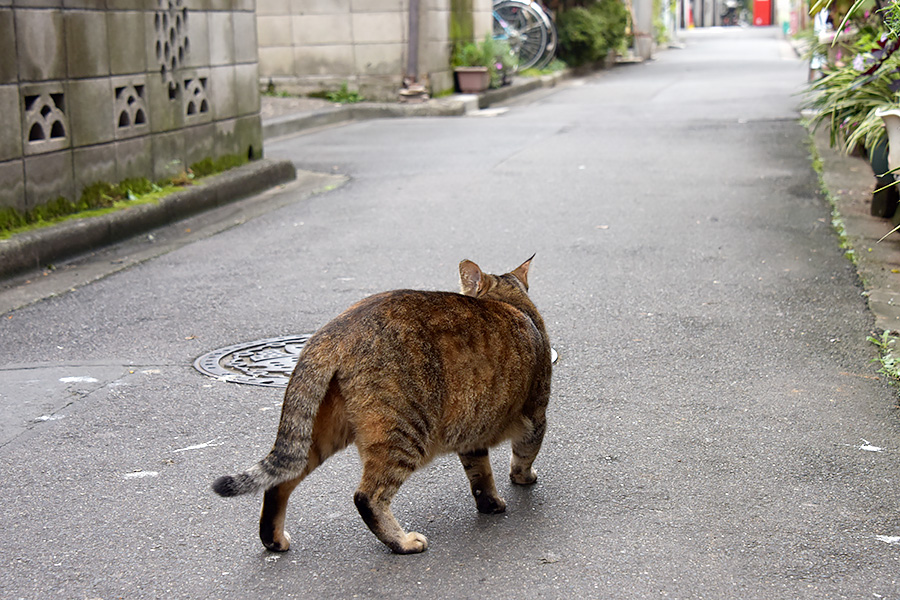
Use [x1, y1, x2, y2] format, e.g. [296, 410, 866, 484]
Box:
[510, 255, 535, 290]
[459, 260, 485, 297]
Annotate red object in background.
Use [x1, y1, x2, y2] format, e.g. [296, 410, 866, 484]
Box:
[753, 0, 772, 25]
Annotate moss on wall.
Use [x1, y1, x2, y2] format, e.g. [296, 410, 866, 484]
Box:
[450, 0, 475, 46]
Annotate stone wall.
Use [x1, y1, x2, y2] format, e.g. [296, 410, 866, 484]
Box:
[257, 0, 493, 101]
[0, 0, 263, 216]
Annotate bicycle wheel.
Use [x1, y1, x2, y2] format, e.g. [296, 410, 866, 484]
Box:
[494, 0, 548, 70]
[532, 4, 557, 70]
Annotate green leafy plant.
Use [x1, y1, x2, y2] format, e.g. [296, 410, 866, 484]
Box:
[0, 206, 26, 231]
[883, 0, 900, 36]
[0, 153, 250, 238]
[557, 0, 629, 67]
[806, 132, 857, 263]
[326, 82, 364, 104]
[78, 181, 123, 210]
[190, 154, 249, 178]
[453, 35, 517, 88]
[453, 38, 492, 68]
[868, 330, 900, 385]
[805, 0, 900, 77]
[119, 177, 159, 198]
[811, 0, 895, 42]
[25, 197, 77, 224]
[488, 38, 518, 88]
[653, 0, 669, 45]
[803, 51, 900, 154]
[519, 58, 568, 78]
[263, 79, 294, 98]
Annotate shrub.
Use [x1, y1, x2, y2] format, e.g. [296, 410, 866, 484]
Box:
[557, 0, 629, 67]
[599, 0, 630, 51]
[453, 38, 491, 68]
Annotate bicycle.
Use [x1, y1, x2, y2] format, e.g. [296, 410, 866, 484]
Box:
[493, 0, 557, 71]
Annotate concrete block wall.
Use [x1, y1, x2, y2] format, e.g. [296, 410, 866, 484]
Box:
[257, 0, 492, 101]
[0, 0, 262, 216]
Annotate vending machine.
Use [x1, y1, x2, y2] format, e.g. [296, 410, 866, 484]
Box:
[753, 0, 772, 25]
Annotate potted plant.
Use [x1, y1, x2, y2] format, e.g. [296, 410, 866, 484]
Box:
[453, 37, 492, 93]
[803, 23, 900, 216]
[453, 35, 517, 93]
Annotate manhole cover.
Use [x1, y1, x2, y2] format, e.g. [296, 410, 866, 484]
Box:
[194, 334, 313, 387]
[195, 335, 559, 388]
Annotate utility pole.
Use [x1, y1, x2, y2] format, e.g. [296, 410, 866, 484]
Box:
[632, 0, 655, 59]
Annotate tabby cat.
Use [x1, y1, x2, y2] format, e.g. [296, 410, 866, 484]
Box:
[212, 257, 552, 554]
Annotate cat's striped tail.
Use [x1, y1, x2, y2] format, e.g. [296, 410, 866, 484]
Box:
[211, 354, 336, 497]
[211, 463, 284, 497]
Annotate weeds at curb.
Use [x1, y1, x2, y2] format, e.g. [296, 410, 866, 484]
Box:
[806, 130, 857, 265]
[0, 153, 249, 240]
[868, 330, 900, 386]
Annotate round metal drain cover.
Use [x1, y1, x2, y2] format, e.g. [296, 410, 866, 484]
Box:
[195, 335, 558, 388]
[194, 334, 313, 388]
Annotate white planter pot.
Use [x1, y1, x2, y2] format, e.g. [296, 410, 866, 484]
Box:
[876, 108, 900, 175]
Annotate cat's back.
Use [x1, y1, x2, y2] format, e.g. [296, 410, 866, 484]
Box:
[331, 289, 546, 442]
[342, 288, 538, 342]
[309, 288, 544, 365]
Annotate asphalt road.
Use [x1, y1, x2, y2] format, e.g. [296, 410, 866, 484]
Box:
[2, 26, 899, 599]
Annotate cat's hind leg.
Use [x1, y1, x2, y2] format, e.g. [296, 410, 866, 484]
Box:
[509, 411, 546, 485]
[259, 382, 353, 552]
[459, 449, 506, 514]
[353, 454, 427, 554]
[260, 476, 302, 551]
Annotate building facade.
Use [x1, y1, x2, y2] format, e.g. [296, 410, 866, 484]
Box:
[256, 0, 493, 101]
[1, 0, 263, 217]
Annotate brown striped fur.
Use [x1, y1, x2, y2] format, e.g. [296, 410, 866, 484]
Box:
[212, 257, 552, 554]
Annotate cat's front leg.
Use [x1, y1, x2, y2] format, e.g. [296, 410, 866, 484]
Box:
[459, 449, 507, 513]
[509, 413, 546, 485]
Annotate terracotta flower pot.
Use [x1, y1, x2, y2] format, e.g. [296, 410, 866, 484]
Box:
[455, 67, 490, 94]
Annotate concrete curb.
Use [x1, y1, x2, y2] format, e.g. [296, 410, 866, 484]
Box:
[261, 98, 473, 140]
[0, 67, 591, 282]
[478, 70, 569, 108]
[0, 158, 296, 280]
[812, 125, 900, 333]
[262, 71, 572, 140]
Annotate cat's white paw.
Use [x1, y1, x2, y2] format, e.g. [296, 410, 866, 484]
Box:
[396, 531, 428, 554]
[264, 530, 291, 552]
[475, 493, 507, 514]
[510, 467, 537, 485]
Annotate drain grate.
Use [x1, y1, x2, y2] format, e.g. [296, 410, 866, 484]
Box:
[194, 334, 312, 388]
[195, 335, 559, 388]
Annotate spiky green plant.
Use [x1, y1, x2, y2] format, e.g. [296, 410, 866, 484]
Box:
[804, 53, 900, 153]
